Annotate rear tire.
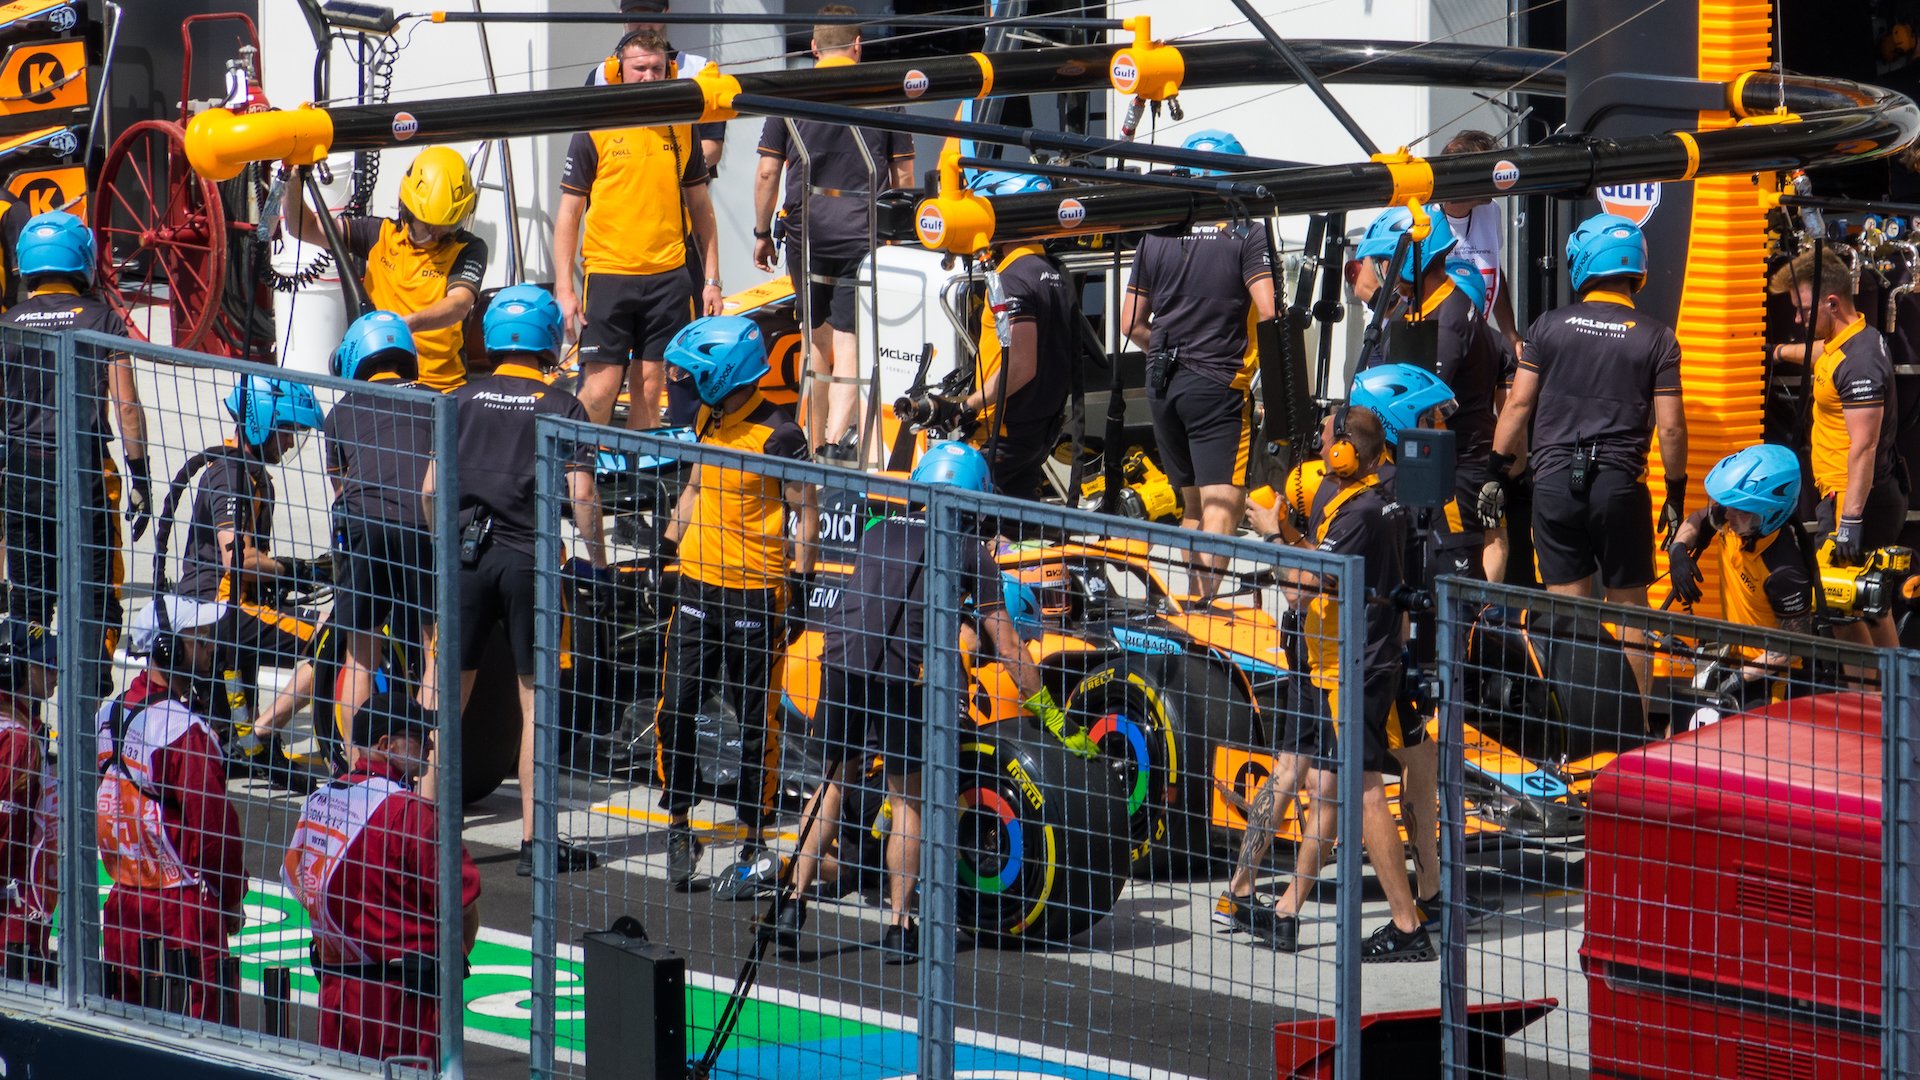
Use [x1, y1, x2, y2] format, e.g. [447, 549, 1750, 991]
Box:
[956, 728, 1132, 946]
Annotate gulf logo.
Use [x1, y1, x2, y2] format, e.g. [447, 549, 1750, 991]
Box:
[1596, 182, 1661, 227]
[917, 204, 946, 246]
[903, 70, 929, 98]
[1056, 198, 1086, 227]
[1110, 53, 1139, 94]
[1492, 160, 1519, 190]
[392, 112, 419, 140]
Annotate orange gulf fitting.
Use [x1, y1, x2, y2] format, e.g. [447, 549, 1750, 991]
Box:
[915, 149, 995, 255]
[1109, 16, 1183, 102]
[185, 105, 334, 181]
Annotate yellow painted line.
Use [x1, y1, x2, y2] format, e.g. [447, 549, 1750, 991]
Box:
[590, 801, 801, 843]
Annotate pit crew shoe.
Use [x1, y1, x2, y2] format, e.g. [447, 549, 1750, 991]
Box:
[879, 921, 920, 963]
[517, 840, 601, 878]
[1418, 886, 1504, 932]
[769, 894, 807, 948]
[667, 825, 705, 890]
[713, 849, 786, 901]
[1361, 921, 1437, 963]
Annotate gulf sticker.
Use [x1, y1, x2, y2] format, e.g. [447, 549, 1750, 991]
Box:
[916, 203, 946, 247]
[1110, 52, 1140, 94]
[903, 70, 929, 98]
[1596, 182, 1661, 227]
[1492, 160, 1519, 190]
[392, 111, 419, 140]
[1056, 198, 1086, 227]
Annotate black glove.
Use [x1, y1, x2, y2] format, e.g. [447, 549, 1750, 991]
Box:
[785, 571, 816, 640]
[1658, 476, 1687, 545]
[1831, 513, 1867, 566]
[1666, 541, 1703, 606]
[276, 556, 330, 589]
[123, 456, 153, 542]
[1478, 452, 1516, 525]
[563, 557, 617, 613]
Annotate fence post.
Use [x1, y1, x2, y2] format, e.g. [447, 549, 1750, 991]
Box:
[53, 328, 100, 1007]
[916, 486, 961, 1080]
[1435, 577, 1469, 1078]
[433, 391, 467, 1079]
[531, 421, 563, 1080]
[1882, 648, 1916, 1080]
[1333, 552, 1366, 1080]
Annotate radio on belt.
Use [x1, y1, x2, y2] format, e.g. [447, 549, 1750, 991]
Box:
[1396, 428, 1456, 510]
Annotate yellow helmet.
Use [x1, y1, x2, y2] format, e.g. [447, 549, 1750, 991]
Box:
[398, 146, 477, 227]
[1285, 458, 1328, 527]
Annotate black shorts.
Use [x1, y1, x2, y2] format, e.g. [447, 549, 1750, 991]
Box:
[333, 521, 434, 640]
[1147, 366, 1253, 489]
[457, 543, 537, 675]
[1452, 456, 1501, 531]
[1814, 482, 1909, 553]
[816, 666, 922, 777]
[1283, 666, 1409, 775]
[789, 250, 866, 333]
[984, 421, 1060, 501]
[1530, 467, 1656, 589]
[578, 270, 696, 367]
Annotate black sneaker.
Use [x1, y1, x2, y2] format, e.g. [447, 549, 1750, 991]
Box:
[1248, 909, 1299, 952]
[1361, 921, 1437, 963]
[667, 825, 705, 889]
[769, 894, 807, 948]
[517, 840, 602, 877]
[879, 921, 919, 962]
[1417, 885, 1504, 932]
[713, 849, 785, 901]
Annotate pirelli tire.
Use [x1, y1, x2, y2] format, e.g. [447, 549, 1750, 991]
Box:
[1067, 652, 1255, 877]
[956, 727, 1133, 947]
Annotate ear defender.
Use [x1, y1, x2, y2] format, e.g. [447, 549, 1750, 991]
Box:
[1325, 403, 1359, 477]
[605, 31, 678, 83]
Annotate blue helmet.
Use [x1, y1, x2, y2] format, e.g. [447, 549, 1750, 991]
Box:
[1566, 212, 1647, 293]
[332, 310, 417, 382]
[482, 284, 563, 360]
[1443, 258, 1488, 312]
[224, 375, 323, 447]
[17, 211, 93, 284]
[1704, 443, 1801, 537]
[1354, 206, 1457, 282]
[665, 315, 768, 407]
[1181, 129, 1246, 176]
[971, 169, 1053, 196]
[1349, 363, 1458, 447]
[1000, 573, 1043, 640]
[910, 440, 991, 493]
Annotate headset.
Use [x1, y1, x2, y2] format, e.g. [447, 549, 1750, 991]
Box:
[1324, 402, 1360, 477]
[604, 29, 679, 83]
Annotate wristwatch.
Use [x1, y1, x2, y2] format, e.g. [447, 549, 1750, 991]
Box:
[753, 228, 772, 239]
[705, 277, 722, 288]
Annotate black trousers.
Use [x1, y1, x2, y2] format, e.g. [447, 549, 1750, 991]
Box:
[654, 579, 784, 830]
[5, 449, 120, 690]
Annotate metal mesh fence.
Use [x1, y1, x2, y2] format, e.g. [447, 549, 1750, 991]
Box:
[1434, 577, 1903, 1080]
[35, 329, 466, 1075]
[526, 418, 1412, 1080]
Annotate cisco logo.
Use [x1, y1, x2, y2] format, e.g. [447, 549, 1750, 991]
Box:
[1110, 54, 1139, 94]
[1056, 198, 1086, 227]
[391, 112, 419, 140]
[917, 206, 946, 246]
[1491, 160, 1519, 190]
[903, 70, 929, 98]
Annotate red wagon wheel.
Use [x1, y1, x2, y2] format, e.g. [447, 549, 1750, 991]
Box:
[92, 119, 227, 353]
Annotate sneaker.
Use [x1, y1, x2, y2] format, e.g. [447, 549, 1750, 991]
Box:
[1417, 885, 1505, 932]
[1214, 893, 1298, 950]
[1361, 921, 1437, 963]
[769, 894, 807, 948]
[1213, 892, 1261, 932]
[713, 849, 785, 901]
[879, 921, 920, 962]
[667, 826, 704, 889]
[517, 840, 602, 877]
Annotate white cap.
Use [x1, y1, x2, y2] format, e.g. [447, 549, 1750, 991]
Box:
[129, 596, 228, 655]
